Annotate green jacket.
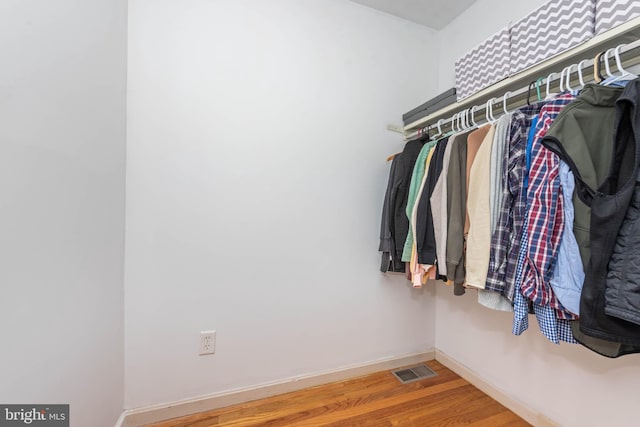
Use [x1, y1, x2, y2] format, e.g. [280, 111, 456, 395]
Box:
[542, 84, 624, 268]
[401, 140, 437, 261]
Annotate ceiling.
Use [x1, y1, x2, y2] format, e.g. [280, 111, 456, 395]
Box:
[348, 0, 478, 30]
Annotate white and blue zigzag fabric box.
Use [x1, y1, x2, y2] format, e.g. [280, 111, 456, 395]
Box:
[595, 0, 640, 35]
[510, 0, 595, 75]
[454, 27, 511, 101]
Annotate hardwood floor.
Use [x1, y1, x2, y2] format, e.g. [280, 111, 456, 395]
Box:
[145, 361, 530, 427]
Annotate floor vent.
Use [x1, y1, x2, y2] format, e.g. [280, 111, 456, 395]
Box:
[392, 364, 437, 384]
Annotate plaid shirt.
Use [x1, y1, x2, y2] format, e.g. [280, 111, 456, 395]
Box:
[513, 286, 577, 343]
[485, 103, 544, 300]
[521, 93, 578, 321]
[513, 212, 576, 343]
[511, 100, 577, 344]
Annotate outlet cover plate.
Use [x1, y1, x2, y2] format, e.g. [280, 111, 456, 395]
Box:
[199, 330, 216, 355]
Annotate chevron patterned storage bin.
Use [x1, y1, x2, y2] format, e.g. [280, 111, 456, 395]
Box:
[455, 27, 510, 101]
[596, 0, 640, 35]
[510, 0, 595, 75]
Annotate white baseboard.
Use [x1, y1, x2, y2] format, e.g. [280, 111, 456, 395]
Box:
[118, 349, 559, 427]
[434, 350, 559, 427]
[120, 349, 436, 427]
[113, 411, 126, 427]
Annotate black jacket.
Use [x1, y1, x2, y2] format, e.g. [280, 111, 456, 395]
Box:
[379, 137, 426, 272]
[574, 79, 640, 357]
[379, 156, 403, 272]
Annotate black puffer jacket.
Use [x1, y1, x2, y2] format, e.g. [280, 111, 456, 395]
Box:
[605, 81, 640, 326]
[605, 176, 640, 325]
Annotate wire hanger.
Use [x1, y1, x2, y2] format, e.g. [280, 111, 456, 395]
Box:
[527, 81, 535, 105]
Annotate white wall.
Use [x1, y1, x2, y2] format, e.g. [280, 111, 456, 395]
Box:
[434, 1, 640, 425]
[125, 0, 438, 409]
[0, 1, 127, 427]
[436, 290, 640, 426]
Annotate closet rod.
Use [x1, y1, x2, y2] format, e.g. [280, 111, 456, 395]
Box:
[409, 38, 640, 140]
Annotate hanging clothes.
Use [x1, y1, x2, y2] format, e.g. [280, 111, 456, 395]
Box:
[430, 135, 457, 279]
[521, 92, 577, 320]
[538, 83, 633, 356]
[410, 146, 438, 288]
[464, 126, 490, 239]
[511, 93, 578, 344]
[416, 139, 449, 267]
[571, 79, 640, 357]
[549, 161, 584, 316]
[379, 137, 426, 273]
[445, 131, 471, 295]
[542, 84, 624, 268]
[383, 55, 640, 356]
[605, 146, 640, 327]
[485, 103, 544, 301]
[465, 125, 495, 290]
[402, 139, 437, 262]
[479, 114, 513, 312]
[489, 114, 512, 234]
[379, 156, 403, 272]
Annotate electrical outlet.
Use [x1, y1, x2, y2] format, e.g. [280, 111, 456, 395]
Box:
[199, 330, 216, 355]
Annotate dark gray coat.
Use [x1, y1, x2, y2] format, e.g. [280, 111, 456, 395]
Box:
[379, 137, 426, 273]
[605, 79, 640, 327]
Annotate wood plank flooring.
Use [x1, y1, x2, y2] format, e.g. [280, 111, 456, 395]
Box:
[146, 361, 530, 427]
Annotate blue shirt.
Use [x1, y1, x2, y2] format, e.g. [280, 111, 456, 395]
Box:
[600, 77, 632, 88]
[549, 162, 584, 315]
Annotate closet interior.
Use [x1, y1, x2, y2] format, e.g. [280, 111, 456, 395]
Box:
[7, 1, 640, 426]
